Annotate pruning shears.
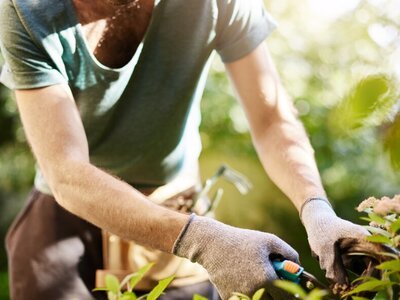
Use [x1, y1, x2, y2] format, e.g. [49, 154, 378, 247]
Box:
[191, 164, 252, 215]
[273, 260, 329, 290]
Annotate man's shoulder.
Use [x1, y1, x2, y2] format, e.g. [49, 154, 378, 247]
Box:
[3, 0, 68, 35]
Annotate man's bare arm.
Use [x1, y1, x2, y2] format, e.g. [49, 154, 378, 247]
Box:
[226, 44, 371, 284]
[225, 43, 326, 211]
[15, 84, 188, 252]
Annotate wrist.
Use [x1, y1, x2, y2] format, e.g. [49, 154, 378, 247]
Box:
[300, 197, 336, 226]
[172, 213, 197, 254]
[300, 197, 333, 218]
[152, 208, 191, 254]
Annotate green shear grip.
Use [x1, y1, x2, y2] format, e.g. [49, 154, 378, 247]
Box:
[272, 260, 304, 283]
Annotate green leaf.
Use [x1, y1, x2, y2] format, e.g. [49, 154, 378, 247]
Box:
[122, 263, 155, 290]
[274, 280, 307, 298]
[105, 274, 121, 295]
[364, 226, 391, 237]
[342, 279, 392, 297]
[351, 276, 376, 284]
[384, 113, 400, 170]
[360, 217, 373, 224]
[228, 296, 243, 300]
[92, 287, 109, 292]
[230, 292, 251, 300]
[366, 235, 392, 245]
[147, 275, 175, 300]
[385, 214, 398, 222]
[373, 290, 390, 300]
[121, 291, 137, 300]
[305, 288, 328, 300]
[136, 293, 150, 300]
[193, 294, 209, 300]
[252, 288, 265, 300]
[390, 218, 400, 234]
[350, 297, 369, 300]
[108, 291, 118, 300]
[376, 259, 400, 272]
[329, 74, 397, 135]
[368, 213, 387, 226]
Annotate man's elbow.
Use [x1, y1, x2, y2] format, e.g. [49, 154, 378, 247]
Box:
[43, 159, 90, 209]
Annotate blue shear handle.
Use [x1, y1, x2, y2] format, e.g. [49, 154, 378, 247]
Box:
[272, 260, 304, 283]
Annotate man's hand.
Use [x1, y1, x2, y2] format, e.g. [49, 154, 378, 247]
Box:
[173, 214, 299, 299]
[301, 199, 370, 285]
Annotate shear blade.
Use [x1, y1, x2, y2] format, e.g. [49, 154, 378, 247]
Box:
[301, 271, 329, 290]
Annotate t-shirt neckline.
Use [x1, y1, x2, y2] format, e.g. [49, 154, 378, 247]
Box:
[65, 0, 161, 73]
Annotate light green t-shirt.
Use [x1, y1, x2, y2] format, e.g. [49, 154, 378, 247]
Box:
[0, 0, 276, 190]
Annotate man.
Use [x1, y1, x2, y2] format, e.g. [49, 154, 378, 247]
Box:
[0, 0, 369, 299]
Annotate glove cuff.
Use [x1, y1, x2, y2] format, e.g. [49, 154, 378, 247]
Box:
[172, 213, 196, 254]
[300, 197, 335, 224]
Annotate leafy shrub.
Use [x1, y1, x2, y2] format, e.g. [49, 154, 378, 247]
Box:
[274, 195, 400, 300]
[92, 263, 212, 300]
[93, 263, 174, 300]
[344, 195, 400, 300]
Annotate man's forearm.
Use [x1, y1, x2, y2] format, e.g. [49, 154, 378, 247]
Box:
[48, 159, 189, 252]
[225, 44, 327, 211]
[253, 110, 327, 211]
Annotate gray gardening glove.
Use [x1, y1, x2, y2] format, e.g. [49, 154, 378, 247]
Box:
[301, 199, 370, 285]
[173, 214, 299, 300]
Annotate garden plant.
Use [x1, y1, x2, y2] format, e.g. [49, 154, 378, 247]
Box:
[92, 263, 174, 300]
[273, 195, 400, 300]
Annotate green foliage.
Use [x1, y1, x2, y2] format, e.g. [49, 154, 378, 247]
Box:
[106, 274, 121, 295]
[147, 276, 175, 300]
[228, 288, 266, 300]
[306, 289, 329, 300]
[353, 196, 400, 300]
[274, 195, 400, 300]
[365, 235, 391, 245]
[274, 281, 307, 298]
[328, 74, 400, 172]
[124, 263, 155, 291]
[251, 288, 265, 300]
[273, 281, 329, 300]
[93, 263, 175, 300]
[193, 294, 209, 300]
[329, 75, 398, 133]
[0, 271, 9, 300]
[342, 279, 393, 298]
[383, 114, 400, 171]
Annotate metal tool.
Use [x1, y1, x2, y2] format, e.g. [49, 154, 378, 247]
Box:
[273, 260, 329, 290]
[191, 164, 252, 215]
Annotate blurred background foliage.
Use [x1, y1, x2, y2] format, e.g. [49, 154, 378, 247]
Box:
[0, 0, 399, 299]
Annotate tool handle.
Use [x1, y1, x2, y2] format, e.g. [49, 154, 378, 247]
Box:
[272, 260, 304, 283]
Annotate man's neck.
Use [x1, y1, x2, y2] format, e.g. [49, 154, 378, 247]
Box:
[71, 0, 155, 68]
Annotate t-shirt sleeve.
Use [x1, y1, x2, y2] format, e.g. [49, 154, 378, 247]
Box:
[0, 0, 66, 90]
[216, 0, 277, 63]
